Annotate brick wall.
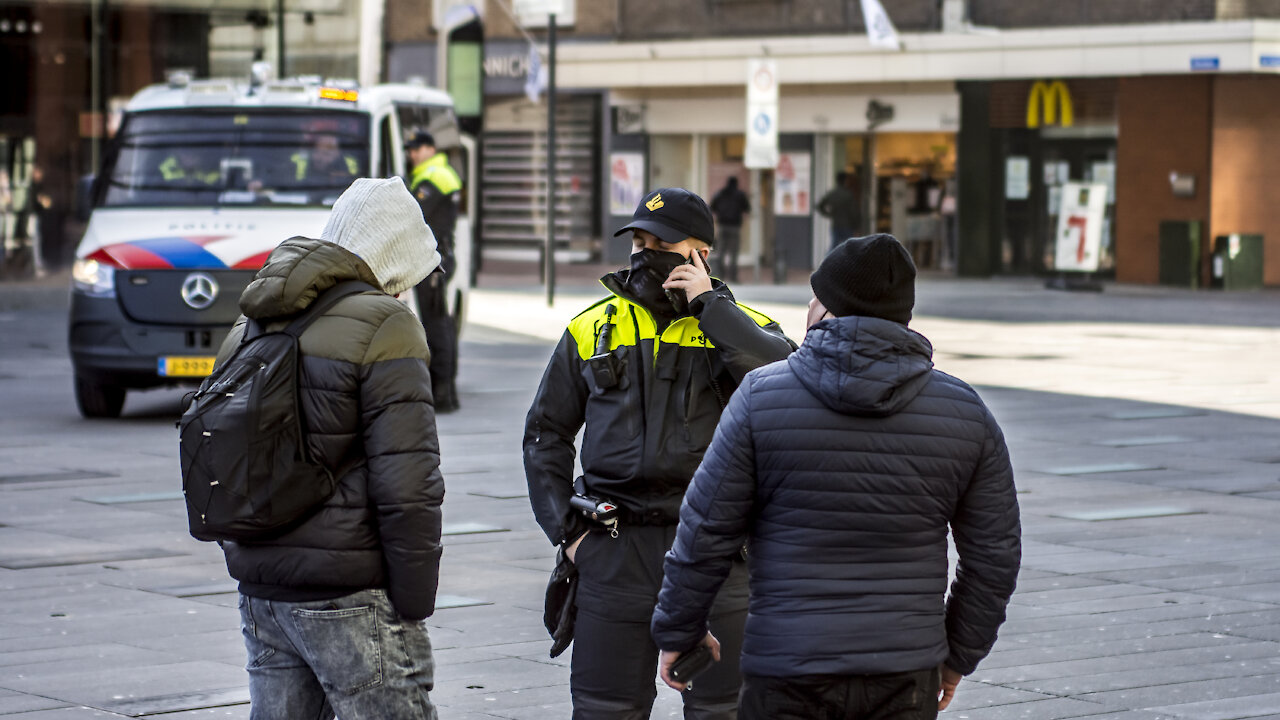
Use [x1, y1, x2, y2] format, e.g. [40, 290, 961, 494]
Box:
[1114, 76, 1213, 285]
[1210, 75, 1280, 285]
[970, 0, 1215, 26]
[388, 1, 619, 44]
[1220, 0, 1280, 18]
[616, 0, 939, 39]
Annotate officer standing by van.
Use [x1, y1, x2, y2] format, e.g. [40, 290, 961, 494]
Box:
[406, 132, 463, 413]
[524, 187, 796, 719]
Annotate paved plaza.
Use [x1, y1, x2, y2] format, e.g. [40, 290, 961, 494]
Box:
[2, 266, 1280, 719]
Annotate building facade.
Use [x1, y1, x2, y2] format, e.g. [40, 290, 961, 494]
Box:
[388, 0, 1280, 287]
[6, 0, 1280, 288]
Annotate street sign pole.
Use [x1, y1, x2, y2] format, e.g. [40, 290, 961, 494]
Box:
[545, 12, 557, 306]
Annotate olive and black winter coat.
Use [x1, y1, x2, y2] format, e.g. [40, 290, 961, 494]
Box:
[652, 314, 1021, 678]
[213, 237, 444, 621]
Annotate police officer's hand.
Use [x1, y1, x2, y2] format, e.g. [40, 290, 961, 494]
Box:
[659, 631, 721, 692]
[662, 250, 714, 304]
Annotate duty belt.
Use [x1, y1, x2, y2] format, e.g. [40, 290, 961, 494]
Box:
[615, 506, 679, 527]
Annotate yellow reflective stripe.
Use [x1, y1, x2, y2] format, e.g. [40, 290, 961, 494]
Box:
[569, 299, 639, 360]
[662, 317, 716, 349]
[567, 296, 779, 360]
[344, 156, 359, 174]
[292, 152, 307, 180]
[734, 301, 780, 330]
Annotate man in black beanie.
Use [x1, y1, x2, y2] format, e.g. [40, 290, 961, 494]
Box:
[653, 234, 1021, 719]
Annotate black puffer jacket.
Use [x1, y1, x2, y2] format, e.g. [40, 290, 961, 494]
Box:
[215, 237, 445, 620]
[652, 315, 1020, 677]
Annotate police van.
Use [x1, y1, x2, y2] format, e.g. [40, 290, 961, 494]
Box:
[69, 69, 474, 418]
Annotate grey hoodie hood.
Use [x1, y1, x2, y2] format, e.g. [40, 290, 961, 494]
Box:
[787, 315, 935, 417]
[320, 177, 440, 295]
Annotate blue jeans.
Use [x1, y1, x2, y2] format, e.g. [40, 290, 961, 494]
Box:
[239, 589, 438, 720]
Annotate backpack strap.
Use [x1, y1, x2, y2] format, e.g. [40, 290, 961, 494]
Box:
[282, 280, 380, 338]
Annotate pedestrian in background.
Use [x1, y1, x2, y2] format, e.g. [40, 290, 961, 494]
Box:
[652, 234, 1021, 720]
[216, 178, 445, 719]
[709, 176, 750, 283]
[524, 187, 796, 719]
[406, 131, 464, 413]
[817, 171, 862, 252]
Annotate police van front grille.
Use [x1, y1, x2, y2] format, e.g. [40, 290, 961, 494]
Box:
[116, 270, 253, 327]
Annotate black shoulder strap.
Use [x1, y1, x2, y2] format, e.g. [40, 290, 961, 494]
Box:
[283, 280, 380, 338]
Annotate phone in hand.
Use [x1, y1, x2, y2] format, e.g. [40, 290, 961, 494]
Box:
[664, 254, 695, 315]
[669, 643, 716, 684]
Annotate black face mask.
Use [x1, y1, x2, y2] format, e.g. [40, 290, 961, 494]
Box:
[626, 248, 693, 317]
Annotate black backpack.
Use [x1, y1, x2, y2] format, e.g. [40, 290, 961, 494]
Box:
[179, 280, 376, 542]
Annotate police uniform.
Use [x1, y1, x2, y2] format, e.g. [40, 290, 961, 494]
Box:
[524, 188, 796, 720]
[290, 152, 359, 182]
[406, 134, 463, 412]
[158, 155, 220, 185]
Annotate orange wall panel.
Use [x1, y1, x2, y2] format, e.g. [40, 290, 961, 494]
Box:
[1115, 76, 1213, 284]
[1211, 75, 1280, 286]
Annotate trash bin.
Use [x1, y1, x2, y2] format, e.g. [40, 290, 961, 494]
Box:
[1158, 220, 1202, 289]
[1210, 234, 1264, 290]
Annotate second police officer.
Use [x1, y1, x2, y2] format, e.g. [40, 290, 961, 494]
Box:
[406, 131, 463, 413]
[524, 187, 796, 719]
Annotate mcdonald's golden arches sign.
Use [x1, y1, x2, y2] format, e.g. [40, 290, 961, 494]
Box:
[1026, 80, 1074, 128]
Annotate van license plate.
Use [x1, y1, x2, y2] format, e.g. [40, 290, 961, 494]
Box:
[159, 356, 216, 377]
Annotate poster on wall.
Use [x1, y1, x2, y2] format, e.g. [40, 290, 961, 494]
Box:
[609, 152, 645, 215]
[1005, 156, 1030, 200]
[1053, 182, 1108, 273]
[774, 152, 811, 216]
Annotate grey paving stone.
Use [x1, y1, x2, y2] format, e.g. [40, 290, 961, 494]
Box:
[1, 661, 246, 716]
[0, 691, 73, 714]
[978, 641, 1280, 684]
[1082, 675, 1280, 711]
[0, 709, 126, 719]
[1145, 692, 1280, 719]
[980, 632, 1255, 672]
[995, 657, 1280, 697]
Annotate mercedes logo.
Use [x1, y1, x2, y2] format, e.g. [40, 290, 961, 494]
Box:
[181, 272, 219, 310]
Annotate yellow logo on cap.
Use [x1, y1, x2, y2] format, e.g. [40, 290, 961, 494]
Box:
[646, 194, 664, 211]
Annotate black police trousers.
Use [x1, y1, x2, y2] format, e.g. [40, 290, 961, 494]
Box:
[413, 274, 457, 399]
[571, 524, 748, 720]
[738, 668, 940, 720]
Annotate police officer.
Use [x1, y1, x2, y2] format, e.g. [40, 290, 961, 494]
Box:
[406, 131, 463, 413]
[291, 133, 358, 184]
[524, 187, 796, 720]
[158, 149, 220, 186]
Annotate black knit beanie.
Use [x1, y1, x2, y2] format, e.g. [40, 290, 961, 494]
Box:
[810, 234, 916, 325]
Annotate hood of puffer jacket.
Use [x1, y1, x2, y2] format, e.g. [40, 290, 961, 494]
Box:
[238, 236, 384, 320]
[787, 315, 935, 417]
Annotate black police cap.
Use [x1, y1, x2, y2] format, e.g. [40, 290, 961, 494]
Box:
[613, 188, 715, 247]
[404, 132, 436, 150]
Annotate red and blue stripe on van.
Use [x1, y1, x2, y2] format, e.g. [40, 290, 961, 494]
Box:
[85, 236, 272, 270]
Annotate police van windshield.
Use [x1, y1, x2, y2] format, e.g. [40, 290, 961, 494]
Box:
[100, 110, 370, 208]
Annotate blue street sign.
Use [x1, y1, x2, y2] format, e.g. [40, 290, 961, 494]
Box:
[1261, 55, 1280, 68]
[753, 112, 771, 134]
[1190, 56, 1220, 71]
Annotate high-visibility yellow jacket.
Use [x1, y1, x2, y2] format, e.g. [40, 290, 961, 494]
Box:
[524, 272, 796, 546]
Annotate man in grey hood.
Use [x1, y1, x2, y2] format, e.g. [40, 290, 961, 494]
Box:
[215, 177, 445, 719]
[651, 235, 1021, 720]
